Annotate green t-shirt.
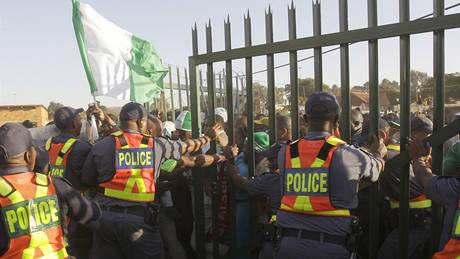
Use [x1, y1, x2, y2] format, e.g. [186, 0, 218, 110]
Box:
[443, 141, 460, 174]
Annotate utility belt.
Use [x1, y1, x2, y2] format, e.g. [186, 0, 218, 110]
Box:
[388, 208, 431, 229]
[101, 203, 160, 226]
[274, 217, 362, 254]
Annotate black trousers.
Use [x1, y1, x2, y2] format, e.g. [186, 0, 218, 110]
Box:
[90, 210, 163, 259]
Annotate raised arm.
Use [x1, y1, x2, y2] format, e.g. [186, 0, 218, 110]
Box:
[180, 124, 222, 154]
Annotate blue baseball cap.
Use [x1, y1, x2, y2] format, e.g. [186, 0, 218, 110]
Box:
[0, 123, 33, 163]
[54, 106, 84, 130]
[119, 102, 147, 121]
[305, 92, 340, 116]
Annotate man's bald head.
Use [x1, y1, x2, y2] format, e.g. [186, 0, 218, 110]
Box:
[277, 114, 292, 143]
[147, 115, 163, 137]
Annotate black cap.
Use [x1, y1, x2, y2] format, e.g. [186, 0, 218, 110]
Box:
[305, 92, 340, 116]
[0, 123, 33, 163]
[411, 115, 433, 134]
[54, 106, 84, 130]
[119, 102, 147, 121]
[358, 118, 390, 144]
[33, 146, 49, 173]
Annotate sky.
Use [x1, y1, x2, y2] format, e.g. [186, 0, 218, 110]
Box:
[0, 0, 459, 108]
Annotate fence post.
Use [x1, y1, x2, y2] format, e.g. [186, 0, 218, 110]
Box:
[168, 65, 175, 121]
[190, 24, 205, 258]
[367, 0, 380, 257]
[339, 0, 351, 142]
[431, 0, 445, 255]
[184, 68, 190, 109]
[266, 5, 276, 145]
[288, 2, 299, 140]
[399, 0, 411, 258]
[313, 0, 323, 91]
[176, 67, 183, 111]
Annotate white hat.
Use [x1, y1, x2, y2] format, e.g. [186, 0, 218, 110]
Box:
[215, 107, 228, 123]
[175, 111, 192, 131]
[163, 121, 176, 138]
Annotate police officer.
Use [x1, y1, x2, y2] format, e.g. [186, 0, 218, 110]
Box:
[45, 106, 94, 258]
[378, 116, 433, 258]
[274, 92, 386, 259]
[0, 123, 100, 258]
[407, 139, 460, 258]
[81, 102, 222, 259]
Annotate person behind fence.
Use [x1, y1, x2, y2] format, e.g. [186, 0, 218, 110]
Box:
[80, 102, 222, 259]
[273, 92, 386, 259]
[378, 115, 433, 258]
[350, 109, 364, 145]
[45, 106, 94, 259]
[0, 123, 101, 259]
[406, 138, 460, 258]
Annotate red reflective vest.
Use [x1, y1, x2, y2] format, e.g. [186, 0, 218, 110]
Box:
[99, 131, 156, 202]
[433, 199, 460, 259]
[0, 172, 67, 259]
[279, 136, 351, 216]
[386, 144, 432, 209]
[45, 137, 77, 177]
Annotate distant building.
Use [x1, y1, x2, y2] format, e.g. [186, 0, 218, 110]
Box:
[0, 105, 48, 127]
[350, 89, 391, 111]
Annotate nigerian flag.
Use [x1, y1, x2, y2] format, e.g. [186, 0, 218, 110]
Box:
[72, 0, 167, 103]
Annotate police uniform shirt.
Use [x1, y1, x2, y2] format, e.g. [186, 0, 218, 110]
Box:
[243, 172, 281, 214]
[276, 131, 382, 236]
[425, 176, 460, 250]
[50, 133, 92, 191]
[81, 132, 182, 207]
[0, 166, 100, 255]
[379, 148, 425, 200]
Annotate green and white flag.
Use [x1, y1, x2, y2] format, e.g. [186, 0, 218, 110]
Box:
[72, 0, 167, 103]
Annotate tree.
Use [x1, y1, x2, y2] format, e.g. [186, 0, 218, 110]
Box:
[253, 82, 268, 115]
[379, 79, 399, 105]
[47, 101, 64, 120]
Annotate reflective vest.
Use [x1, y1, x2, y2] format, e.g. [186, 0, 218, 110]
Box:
[99, 131, 156, 202]
[0, 172, 67, 259]
[386, 144, 432, 210]
[45, 137, 77, 177]
[433, 199, 460, 259]
[279, 136, 351, 217]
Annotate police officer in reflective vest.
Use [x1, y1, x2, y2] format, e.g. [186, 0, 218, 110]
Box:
[81, 102, 222, 259]
[274, 92, 386, 259]
[45, 106, 94, 259]
[0, 123, 100, 259]
[378, 116, 434, 258]
[46, 106, 92, 190]
[407, 138, 460, 258]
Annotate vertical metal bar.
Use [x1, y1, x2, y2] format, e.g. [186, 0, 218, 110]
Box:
[244, 11, 256, 255]
[431, 0, 445, 255]
[339, 0, 351, 143]
[367, 0, 380, 257]
[312, 0, 323, 91]
[288, 2, 299, 140]
[205, 20, 219, 259]
[235, 75, 240, 111]
[224, 16, 236, 257]
[168, 65, 175, 121]
[399, 1, 410, 258]
[184, 68, 190, 110]
[266, 5, 276, 145]
[199, 70, 207, 113]
[161, 90, 166, 120]
[219, 73, 224, 107]
[190, 24, 205, 259]
[176, 67, 183, 111]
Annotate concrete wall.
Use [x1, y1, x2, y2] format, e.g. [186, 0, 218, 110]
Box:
[0, 105, 48, 127]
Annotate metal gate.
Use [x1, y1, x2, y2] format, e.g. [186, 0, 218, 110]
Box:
[186, 0, 460, 258]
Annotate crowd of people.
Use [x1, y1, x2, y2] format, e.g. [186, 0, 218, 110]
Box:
[0, 91, 459, 259]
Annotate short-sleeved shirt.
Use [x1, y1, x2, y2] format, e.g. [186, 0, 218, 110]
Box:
[425, 176, 460, 250]
[379, 149, 424, 200]
[81, 131, 182, 207]
[443, 141, 460, 175]
[0, 167, 100, 255]
[276, 131, 383, 236]
[50, 133, 92, 190]
[242, 172, 281, 214]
